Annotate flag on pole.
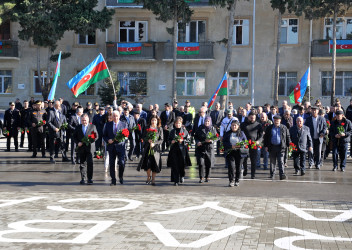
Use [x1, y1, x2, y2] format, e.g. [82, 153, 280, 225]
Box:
[66, 54, 110, 97]
[289, 67, 310, 104]
[207, 72, 228, 109]
[48, 51, 61, 101]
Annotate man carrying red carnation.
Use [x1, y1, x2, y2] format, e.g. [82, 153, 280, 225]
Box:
[330, 110, 352, 172]
[73, 113, 98, 185]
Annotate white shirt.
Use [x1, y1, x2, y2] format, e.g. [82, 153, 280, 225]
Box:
[220, 116, 239, 137]
[76, 114, 81, 124]
[198, 116, 205, 127]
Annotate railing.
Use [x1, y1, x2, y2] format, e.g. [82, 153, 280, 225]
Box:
[311, 39, 352, 57]
[106, 0, 210, 7]
[0, 40, 19, 58]
[163, 42, 214, 60]
[106, 42, 155, 60]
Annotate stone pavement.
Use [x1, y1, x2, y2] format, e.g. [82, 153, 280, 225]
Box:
[0, 138, 352, 249]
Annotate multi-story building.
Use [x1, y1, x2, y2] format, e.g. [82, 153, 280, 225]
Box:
[0, 0, 351, 109]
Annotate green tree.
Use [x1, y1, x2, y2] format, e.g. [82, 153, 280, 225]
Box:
[292, 0, 352, 105]
[98, 72, 121, 106]
[9, 0, 114, 100]
[138, 0, 193, 101]
[0, 1, 15, 24]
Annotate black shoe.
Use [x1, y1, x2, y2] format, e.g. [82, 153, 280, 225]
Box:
[119, 178, 124, 184]
[71, 161, 76, 165]
[31, 155, 37, 158]
[54, 155, 59, 158]
[5, 149, 10, 152]
[128, 156, 133, 162]
[332, 167, 337, 171]
[20, 144, 24, 148]
[151, 182, 156, 186]
[62, 157, 70, 162]
[280, 175, 287, 180]
[264, 167, 268, 170]
[199, 179, 203, 183]
[50, 158, 55, 164]
[243, 169, 247, 176]
[251, 176, 255, 179]
[15, 149, 19, 152]
[87, 180, 93, 185]
[205, 178, 209, 183]
[301, 171, 305, 176]
[42, 155, 46, 158]
[80, 180, 86, 185]
[110, 182, 116, 186]
[27, 149, 32, 152]
[295, 170, 298, 174]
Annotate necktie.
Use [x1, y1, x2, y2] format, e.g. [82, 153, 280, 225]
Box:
[114, 123, 118, 134]
[201, 117, 204, 125]
[78, 116, 81, 124]
[83, 126, 87, 135]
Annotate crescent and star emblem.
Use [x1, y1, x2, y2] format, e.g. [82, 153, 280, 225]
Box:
[84, 74, 92, 81]
[127, 47, 133, 51]
[341, 45, 348, 49]
[184, 47, 191, 51]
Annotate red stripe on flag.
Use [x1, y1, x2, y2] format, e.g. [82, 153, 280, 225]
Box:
[71, 61, 107, 96]
[293, 83, 301, 104]
[118, 46, 142, 52]
[221, 79, 227, 88]
[177, 46, 200, 51]
[330, 44, 352, 49]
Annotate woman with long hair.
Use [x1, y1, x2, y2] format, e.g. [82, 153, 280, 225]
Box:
[167, 116, 191, 186]
[223, 120, 248, 187]
[194, 116, 218, 183]
[138, 116, 163, 186]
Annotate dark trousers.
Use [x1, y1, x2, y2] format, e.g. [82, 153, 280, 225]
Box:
[243, 148, 258, 177]
[127, 135, 135, 158]
[95, 137, 103, 152]
[134, 138, 143, 157]
[321, 142, 327, 166]
[6, 133, 18, 150]
[293, 151, 306, 172]
[79, 151, 93, 181]
[162, 129, 170, 151]
[269, 145, 285, 177]
[49, 137, 67, 159]
[226, 150, 243, 182]
[65, 132, 70, 152]
[32, 130, 45, 156]
[333, 142, 348, 169]
[198, 156, 211, 179]
[20, 130, 32, 149]
[308, 138, 322, 168]
[109, 147, 125, 184]
[71, 137, 78, 163]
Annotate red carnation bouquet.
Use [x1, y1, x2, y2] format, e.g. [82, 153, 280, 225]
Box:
[206, 131, 219, 142]
[132, 124, 142, 132]
[19, 128, 29, 134]
[174, 132, 185, 143]
[115, 128, 130, 143]
[326, 120, 331, 128]
[248, 139, 262, 150]
[236, 140, 249, 149]
[37, 120, 46, 127]
[82, 131, 97, 146]
[95, 150, 103, 159]
[337, 122, 345, 135]
[3, 129, 9, 137]
[145, 128, 158, 155]
[288, 142, 297, 158]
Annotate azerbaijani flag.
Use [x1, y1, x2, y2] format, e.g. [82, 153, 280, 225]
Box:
[329, 40, 352, 53]
[117, 43, 142, 55]
[207, 72, 228, 109]
[0, 42, 2, 53]
[48, 51, 61, 101]
[177, 43, 199, 55]
[289, 67, 310, 104]
[66, 54, 110, 97]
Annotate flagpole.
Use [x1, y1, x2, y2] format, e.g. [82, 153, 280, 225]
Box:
[226, 72, 229, 110]
[100, 53, 116, 97]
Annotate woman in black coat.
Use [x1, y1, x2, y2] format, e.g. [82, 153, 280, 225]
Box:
[167, 117, 191, 186]
[138, 116, 163, 186]
[223, 120, 248, 187]
[194, 116, 218, 183]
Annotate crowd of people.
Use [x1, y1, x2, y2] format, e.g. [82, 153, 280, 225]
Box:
[3, 97, 352, 187]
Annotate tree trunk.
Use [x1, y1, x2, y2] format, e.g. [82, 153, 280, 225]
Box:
[331, 9, 337, 106]
[221, 0, 237, 110]
[172, 2, 178, 102]
[273, 11, 282, 106]
[36, 47, 42, 98]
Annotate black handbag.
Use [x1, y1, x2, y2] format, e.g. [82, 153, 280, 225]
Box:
[239, 148, 249, 157]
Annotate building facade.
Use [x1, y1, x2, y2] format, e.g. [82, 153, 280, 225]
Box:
[0, 0, 352, 109]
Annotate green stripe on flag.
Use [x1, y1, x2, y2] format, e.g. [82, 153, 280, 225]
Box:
[336, 49, 352, 53]
[218, 88, 227, 96]
[75, 69, 110, 97]
[289, 90, 295, 104]
[118, 50, 141, 55]
[177, 50, 199, 55]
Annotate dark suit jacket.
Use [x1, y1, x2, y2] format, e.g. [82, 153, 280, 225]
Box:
[120, 114, 136, 139]
[135, 117, 147, 142]
[47, 109, 67, 139]
[263, 124, 291, 151]
[210, 110, 225, 130]
[160, 110, 175, 130]
[192, 114, 206, 136]
[4, 108, 21, 130]
[103, 121, 127, 152]
[73, 124, 98, 154]
[92, 114, 106, 135]
[293, 113, 309, 123]
[69, 114, 80, 132]
[330, 118, 352, 144]
[304, 115, 327, 143]
[183, 113, 193, 131]
[289, 125, 312, 153]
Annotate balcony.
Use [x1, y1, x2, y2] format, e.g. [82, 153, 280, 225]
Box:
[311, 39, 352, 58]
[106, 0, 210, 8]
[163, 42, 214, 61]
[106, 42, 155, 61]
[0, 40, 19, 58]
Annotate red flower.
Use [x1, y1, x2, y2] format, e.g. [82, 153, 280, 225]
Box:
[341, 123, 345, 126]
[216, 133, 219, 137]
[121, 128, 130, 137]
[327, 121, 331, 125]
[43, 120, 46, 125]
[141, 139, 144, 143]
[138, 124, 141, 131]
[253, 146, 257, 150]
[248, 140, 252, 145]
[245, 145, 248, 149]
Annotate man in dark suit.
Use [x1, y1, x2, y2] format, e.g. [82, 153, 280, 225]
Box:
[264, 115, 291, 180]
[29, 100, 46, 158]
[19, 100, 32, 150]
[103, 110, 128, 185]
[120, 107, 136, 161]
[3, 102, 21, 152]
[84, 102, 95, 123]
[192, 107, 207, 136]
[289, 117, 313, 175]
[210, 102, 225, 156]
[160, 103, 175, 151]
[304, 106, 327, 169]
[69, 106, 83, 164]
[183, 106, 193, 132]
[133, 109, 146, 158]
[92, 107, 107, 153]
[294, 106, 309, 123]
[74, 113, 98, 185]
[47, 100, 69, 163]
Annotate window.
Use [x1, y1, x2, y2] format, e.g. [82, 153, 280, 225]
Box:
[33, 71, 53, 94]
[279, 72, 297, 96]
[178, 20, 206, 42]
[233, 19, 249, 45]
[324, 18, 352, 40]
[78, 34, 96, 45]
[229, 72, 249, 96]
[119, 21, 148, 42]
[281, 18, 298, 44]
[0, 21, 10, 40]
[176, 72, 205, 96]
[322, 71, 352, 96]
[118, 72, 147, 96]
[0, 70, 12, 93]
